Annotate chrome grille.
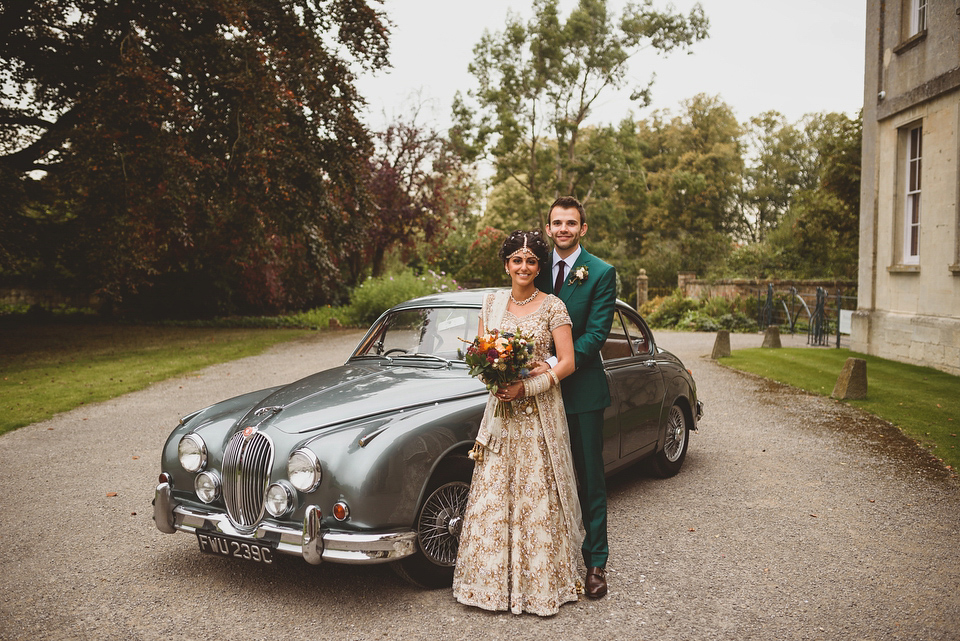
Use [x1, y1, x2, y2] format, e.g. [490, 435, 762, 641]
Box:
[222, 430, 274, 532]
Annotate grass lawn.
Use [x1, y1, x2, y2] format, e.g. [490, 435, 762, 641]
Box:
[0, 323, 312, 435]
[721, 347, 960, 473]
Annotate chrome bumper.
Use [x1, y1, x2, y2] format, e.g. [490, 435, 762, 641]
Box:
[153, 481, 417, 565]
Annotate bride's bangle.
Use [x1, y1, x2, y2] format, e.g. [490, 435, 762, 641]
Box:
[523, 372, 554, 397]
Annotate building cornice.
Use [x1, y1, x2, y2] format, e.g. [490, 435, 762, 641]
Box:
[877, 66, 960, 121]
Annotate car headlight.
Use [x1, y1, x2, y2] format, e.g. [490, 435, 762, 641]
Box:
[178, 434, 207, 472]
[288, 449, 322, 492]
[264, 482, 295, 517]
[195, 471, 221, 503]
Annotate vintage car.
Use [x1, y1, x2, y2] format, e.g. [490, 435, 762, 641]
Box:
[154, 289, 703, 587]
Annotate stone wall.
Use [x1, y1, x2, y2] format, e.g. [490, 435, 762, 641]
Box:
[680, 278, 857, 302]
[851, 310, 960, 377]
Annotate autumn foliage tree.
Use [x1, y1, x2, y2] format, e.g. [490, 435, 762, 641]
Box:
[1, 0, 389, 315]
[362, 107, 478, 278]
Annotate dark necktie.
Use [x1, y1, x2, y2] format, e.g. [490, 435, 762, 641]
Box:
[554, 260, 566, 294]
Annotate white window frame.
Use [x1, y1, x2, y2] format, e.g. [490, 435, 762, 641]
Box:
[910, 0, 927, 36]
[903, 124, 922, 265]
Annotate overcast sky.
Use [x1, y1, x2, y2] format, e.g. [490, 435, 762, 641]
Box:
[355, 0, 867, 131]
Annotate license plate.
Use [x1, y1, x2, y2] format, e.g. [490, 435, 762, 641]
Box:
[197, 532, 275, 564]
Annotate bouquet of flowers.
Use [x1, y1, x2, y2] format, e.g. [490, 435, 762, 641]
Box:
[461, 329, 535, 394]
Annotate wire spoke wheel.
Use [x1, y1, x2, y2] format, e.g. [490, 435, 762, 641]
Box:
[649, 403, 689, 478]
[663, 405, 688, 463]
[417, 480, 470, 566]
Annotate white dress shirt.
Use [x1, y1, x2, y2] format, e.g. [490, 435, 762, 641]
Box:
[545, 245, 582, 369]
[551, 245, 582, 291]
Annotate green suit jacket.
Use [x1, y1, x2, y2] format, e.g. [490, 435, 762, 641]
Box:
[535, 247, 617, 415]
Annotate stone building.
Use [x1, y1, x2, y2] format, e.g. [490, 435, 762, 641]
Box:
[852, 0, 960, 376]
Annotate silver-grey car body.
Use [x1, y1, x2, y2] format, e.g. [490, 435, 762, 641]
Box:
[154, 289, 703, 586]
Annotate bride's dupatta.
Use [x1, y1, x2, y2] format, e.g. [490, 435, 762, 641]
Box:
[472, 289, 586, 557]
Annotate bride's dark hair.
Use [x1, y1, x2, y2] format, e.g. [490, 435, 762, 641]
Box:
[498, 230, 550, 264]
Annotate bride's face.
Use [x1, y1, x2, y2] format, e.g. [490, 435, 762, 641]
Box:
[506, 253, 540, 287]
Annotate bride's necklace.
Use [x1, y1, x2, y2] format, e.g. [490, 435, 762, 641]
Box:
[510, 288, 539, 306]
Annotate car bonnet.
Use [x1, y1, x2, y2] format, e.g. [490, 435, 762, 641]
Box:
[235, 364, 486, 435]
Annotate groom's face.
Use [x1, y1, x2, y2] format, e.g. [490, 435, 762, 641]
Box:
[546, 206, 587, 253]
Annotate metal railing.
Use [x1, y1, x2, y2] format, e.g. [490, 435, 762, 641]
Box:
[757, 285, 857, 348]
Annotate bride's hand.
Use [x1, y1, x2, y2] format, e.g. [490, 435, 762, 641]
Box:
[496, 381, 524, 402]
[528, 361, 550, 377]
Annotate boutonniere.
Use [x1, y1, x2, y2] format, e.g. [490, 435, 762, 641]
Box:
[568, 265, 589, 286]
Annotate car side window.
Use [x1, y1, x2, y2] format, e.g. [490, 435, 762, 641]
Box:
[601, 311, 633, 360]
[620, 312, 653, 356]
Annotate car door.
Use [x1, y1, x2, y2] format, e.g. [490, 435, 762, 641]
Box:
[600, 311, 630, 468]
[604, 308, 665, 460]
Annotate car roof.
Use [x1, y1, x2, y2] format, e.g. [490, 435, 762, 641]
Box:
[389, 288, 496, 310]
[389, 287, 637, 314]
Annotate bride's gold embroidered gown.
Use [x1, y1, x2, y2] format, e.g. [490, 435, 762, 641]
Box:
[453, 293, 585, 616]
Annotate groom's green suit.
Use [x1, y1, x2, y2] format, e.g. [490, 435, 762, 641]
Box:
[536, 247, 617, 568]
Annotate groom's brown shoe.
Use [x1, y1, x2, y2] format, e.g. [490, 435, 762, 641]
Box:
[585, 567, 607, 598]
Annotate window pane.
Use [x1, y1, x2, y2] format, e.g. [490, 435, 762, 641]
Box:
[621, 313, 653, 356]
[601, 311, 632, 360]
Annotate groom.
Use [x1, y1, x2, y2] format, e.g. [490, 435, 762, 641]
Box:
[533, 196, 617, 598]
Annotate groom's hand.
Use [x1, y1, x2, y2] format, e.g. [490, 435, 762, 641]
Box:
[528, 361, 550, 377]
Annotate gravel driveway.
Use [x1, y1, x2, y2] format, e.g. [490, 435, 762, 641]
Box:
[1, 329, 958, 641]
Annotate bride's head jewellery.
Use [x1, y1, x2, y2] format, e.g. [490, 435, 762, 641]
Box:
[506, 233, 537, 262]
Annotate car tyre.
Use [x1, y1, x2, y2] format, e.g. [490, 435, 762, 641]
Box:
[392, 455, 473, 589]
[649, 403, 689, 478]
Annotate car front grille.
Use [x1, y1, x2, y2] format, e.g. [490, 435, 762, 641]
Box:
[222, 430, 274, 532]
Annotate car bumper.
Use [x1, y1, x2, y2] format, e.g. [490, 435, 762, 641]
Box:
[153, 481, 417, 565]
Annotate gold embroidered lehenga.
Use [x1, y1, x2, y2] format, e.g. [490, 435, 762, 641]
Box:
[453, 292, 584, 616]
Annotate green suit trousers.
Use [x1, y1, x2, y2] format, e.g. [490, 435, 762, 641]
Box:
[567, 409, 608, 568]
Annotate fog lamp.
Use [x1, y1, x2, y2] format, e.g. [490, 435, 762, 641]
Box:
[265, 482, 295, 517]
[195, 471, 220, 503]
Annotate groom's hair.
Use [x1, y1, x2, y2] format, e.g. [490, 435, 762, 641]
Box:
[549, 196, 585, 225]
[499, 230, 550, 264]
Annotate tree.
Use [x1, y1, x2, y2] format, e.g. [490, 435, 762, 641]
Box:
[630, 94, 743, 285]
[363, 105, 479, 278]
[1, 0, 389, 315]
[724, 111, 861, 279]
[739, 111, 808, 243]
[451, 0, 708, 229]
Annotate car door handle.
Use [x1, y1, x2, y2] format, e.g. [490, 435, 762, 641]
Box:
[642, 360, 657, 368]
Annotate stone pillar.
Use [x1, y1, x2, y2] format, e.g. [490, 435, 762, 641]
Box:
[832, 357, 867, 399]
[711, 330, 731, 359]
[762, 326, 782, 348]
[636, 269, 649, 306]
[677, 271, 697, 296]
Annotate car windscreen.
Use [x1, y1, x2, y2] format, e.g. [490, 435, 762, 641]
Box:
[353, 307, 481, 361]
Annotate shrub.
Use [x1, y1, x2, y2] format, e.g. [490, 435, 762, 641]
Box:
[346, 269, 459, 326]
[677, 310, 721, 332]
[645, 289, 699, 328]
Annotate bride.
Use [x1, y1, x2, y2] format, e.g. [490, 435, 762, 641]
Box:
[453, 230, 584, 616]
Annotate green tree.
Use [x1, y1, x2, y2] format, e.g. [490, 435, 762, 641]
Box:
[632, 94, 743, 286]
[1, 0, 389, 315]
[725, 111, 861, 279]
[452, 0, 708, 229]
[739, 111, 808, 243]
